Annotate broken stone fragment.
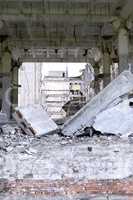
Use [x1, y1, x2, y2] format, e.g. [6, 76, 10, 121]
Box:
[93, 98, 133, 137]
[87, 147, 92, 152]
[129, 101, 133, 107]
[23, 173, 33, 179]
[13, 104, 58, 136]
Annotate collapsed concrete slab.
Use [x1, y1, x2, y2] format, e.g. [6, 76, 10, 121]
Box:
[93, 98, 133, 137]
[62, 71, 133, 136]
[13, 105, 58, 136]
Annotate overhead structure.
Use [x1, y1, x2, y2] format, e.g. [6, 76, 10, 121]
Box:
[0, 0, 133, 117]
[0, 0, 132, 61]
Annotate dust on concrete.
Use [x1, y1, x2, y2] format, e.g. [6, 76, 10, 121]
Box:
[1, 124, 133, 181]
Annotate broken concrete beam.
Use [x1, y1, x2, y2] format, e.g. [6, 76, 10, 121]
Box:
[62, 71, 133, 136]
[13, 105, 58, 136]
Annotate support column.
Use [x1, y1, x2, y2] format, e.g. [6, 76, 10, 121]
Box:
[2, 75, 11, 119]
[11, 62, 19, 109]
[118, 28, 129, 73]
[1, 48, 12, 119]
[102, 51, 112, 88]
[0, 54, 3, 110]
[94, 66, 100, 94]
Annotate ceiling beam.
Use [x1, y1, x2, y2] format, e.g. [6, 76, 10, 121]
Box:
[8, 37, 99, 49]
[0, 15, 113, 24]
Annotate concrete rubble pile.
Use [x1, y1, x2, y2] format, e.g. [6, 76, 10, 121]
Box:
[1, 128, 133, 181]
[13, 104, 58, 136]
[0, 124, 33, 153]
[0, 132, 133, 181]
[62, 71, 133, 137]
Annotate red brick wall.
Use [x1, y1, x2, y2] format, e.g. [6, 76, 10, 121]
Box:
[3, 178, 133, 197]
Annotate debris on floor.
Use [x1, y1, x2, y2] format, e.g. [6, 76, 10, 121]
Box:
[62, 71, 133, 136]
[0, 114, 133, 183]
[13, 104, 58, 136]
[0, 131, 133, 181]
[0, 123, 33, 153]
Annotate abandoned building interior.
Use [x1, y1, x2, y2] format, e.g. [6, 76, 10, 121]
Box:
[1, 0, 133, 199]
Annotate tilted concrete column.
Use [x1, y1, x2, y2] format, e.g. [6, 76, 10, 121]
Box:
[118, 28, 129, 73]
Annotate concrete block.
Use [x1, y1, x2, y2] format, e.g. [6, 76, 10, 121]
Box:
[13, 104, 58, 136]
[93, 97, 133, 136]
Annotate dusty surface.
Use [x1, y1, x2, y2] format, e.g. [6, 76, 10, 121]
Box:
[1, 124, 133, 181]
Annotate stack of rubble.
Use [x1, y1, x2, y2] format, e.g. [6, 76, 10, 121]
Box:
[0, 124, 32, 153]
[13, 105, 58, 136]
[62, 71, 133, 137]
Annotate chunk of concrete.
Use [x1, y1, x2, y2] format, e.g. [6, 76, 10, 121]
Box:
[93, 98, 133, 137]
[13, 105, 58, 136]
[62, 71, 133, 136]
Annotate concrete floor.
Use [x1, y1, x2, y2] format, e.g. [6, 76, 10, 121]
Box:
[1, 133, 133, 180]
